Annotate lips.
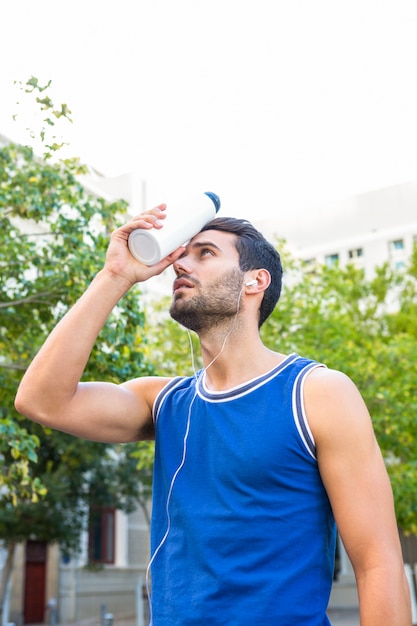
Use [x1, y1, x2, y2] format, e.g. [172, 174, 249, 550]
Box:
[173, 277, 195, 292]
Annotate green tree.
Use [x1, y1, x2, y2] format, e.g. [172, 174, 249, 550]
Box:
[0, 78, 153, 615]
[262, 247, 417, 533]
[145, 242, 417, 534]
[143, 295, 203, 377]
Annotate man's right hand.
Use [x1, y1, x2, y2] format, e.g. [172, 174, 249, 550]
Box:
[104, 204, 186, 287]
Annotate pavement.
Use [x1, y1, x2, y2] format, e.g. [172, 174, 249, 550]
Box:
[56, 607, 361, 626]
[327, 607, 360, 625]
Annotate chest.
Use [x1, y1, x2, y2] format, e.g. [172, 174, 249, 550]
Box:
[155, 381, 316, 496]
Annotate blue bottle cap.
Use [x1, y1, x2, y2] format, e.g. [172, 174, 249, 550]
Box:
[204, 191, 221, 213]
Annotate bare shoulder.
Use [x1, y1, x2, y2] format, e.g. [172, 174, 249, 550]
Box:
[121, 375, 175, 408]
[116, 376, 176, 441]
[304, 365, 359, 393]
[302, 366, 375, 445]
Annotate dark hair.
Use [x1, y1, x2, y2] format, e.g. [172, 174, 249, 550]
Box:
[200, 217, 283, 327]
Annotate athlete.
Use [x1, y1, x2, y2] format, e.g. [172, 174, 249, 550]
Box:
[15, 205, 411, 625]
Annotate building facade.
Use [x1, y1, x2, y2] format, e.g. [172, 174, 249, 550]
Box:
[255, 180, 417, 277]
[2, 142, 417, 622]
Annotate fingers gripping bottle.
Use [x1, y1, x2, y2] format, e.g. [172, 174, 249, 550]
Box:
[128, 191, 221, 266]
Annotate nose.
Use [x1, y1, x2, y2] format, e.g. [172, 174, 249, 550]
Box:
[173, 252, 192, 277]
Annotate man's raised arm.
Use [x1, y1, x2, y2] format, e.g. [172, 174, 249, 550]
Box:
[15, 206, 184, 443]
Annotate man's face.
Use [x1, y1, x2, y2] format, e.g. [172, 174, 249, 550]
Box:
[169, 230, 244, 332]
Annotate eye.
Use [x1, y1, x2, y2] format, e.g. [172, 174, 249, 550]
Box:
[200, 247, 215, 257]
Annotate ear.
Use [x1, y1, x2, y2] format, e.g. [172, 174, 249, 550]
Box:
[245, 269, 271, 292]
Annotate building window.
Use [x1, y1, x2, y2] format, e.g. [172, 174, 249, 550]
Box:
[302, 258, 317, 274]
[389, 239, 406, 270]
[348, 247, 364, 269]
[348, 248, 363, 259]
[89, 507, 116, 564]
[390, 239, 404, 251]
[325, 253, 339, 267]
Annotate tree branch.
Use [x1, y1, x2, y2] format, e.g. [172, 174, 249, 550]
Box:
[0, 291, 58, 308]
[0, 362, 26, 371]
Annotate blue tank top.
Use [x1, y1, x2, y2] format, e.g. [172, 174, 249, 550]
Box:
[149, 353, 336, 625]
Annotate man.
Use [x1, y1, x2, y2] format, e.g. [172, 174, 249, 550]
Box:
[15, 204, 411, 625]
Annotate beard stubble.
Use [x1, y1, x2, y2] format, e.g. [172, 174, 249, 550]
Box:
[169, 268, 245, 333]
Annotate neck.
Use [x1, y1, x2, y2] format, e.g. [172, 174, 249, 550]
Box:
[197, 323, 285, 391]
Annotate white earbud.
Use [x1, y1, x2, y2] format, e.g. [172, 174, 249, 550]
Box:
[245, 279, 258, 286]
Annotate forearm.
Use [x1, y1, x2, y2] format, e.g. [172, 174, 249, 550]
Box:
[15, 268, 134, 422]
[356, 565, 412, 625]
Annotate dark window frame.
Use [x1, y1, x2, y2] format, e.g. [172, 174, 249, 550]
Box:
[88, 506, 116, 565]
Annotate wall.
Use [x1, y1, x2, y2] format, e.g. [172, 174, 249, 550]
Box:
[58, 566, 147, 622]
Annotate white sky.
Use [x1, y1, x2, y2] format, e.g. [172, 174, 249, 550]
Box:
[2, 0, 417, 228]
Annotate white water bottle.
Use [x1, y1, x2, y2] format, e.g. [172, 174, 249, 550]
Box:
[128, 191, 221, 265]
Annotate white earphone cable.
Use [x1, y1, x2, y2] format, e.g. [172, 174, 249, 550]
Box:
[145, 283, 246, 623]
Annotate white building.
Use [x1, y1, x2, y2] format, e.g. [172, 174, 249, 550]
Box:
[2, 135, 417, 622]
[254, 179, 417, 277]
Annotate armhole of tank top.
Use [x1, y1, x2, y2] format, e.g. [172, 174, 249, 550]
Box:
[292, 363, 326, 460]
[152, 376, 187, 424]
